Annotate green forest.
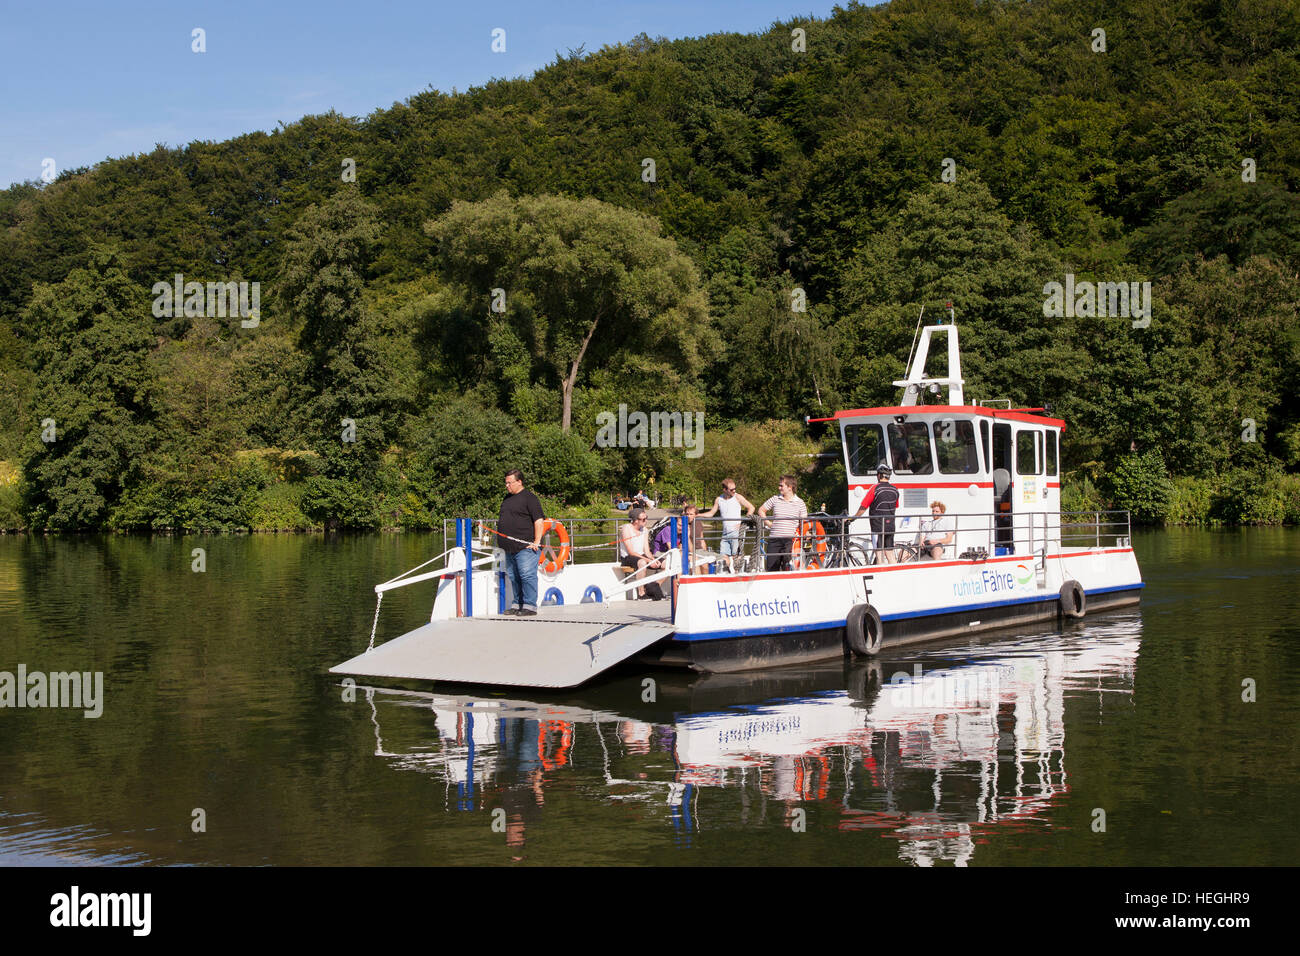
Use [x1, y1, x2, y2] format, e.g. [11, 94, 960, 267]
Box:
[2, 0, 1298, 532]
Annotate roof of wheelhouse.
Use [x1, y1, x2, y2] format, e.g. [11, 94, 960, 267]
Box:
[809, 406, 1066, 429]
[810, 319, 1067, 430]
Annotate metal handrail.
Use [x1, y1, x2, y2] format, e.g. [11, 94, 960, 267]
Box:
[436, 508, 1133, 576]
[374, 553, 495, 594]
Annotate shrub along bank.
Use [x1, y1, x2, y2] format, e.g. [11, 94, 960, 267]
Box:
[5, 439, 1298, 533]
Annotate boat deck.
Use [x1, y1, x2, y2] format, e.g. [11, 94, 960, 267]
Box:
[331, 601, 676, 689]
[487, 602, 672, 625]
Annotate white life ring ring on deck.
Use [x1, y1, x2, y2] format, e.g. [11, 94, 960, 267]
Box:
[845, 603, 884, 656]
[537, 519, 570, 574]
[1059, 580, 1086, 619]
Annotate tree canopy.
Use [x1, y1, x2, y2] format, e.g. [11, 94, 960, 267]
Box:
[424, 192, 717, 433]
[2, 0, 1299, 529]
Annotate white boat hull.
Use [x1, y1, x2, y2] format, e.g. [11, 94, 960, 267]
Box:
[658, 546, 1142, 671]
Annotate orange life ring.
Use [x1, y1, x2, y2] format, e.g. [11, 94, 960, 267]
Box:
[537, 519, 570, 574]
[538, 720, 574, 770]
[796, 520, 827, 569]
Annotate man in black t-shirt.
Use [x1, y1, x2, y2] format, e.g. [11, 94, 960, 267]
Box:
[853, 465, 900, 564]
[499, 469, 545, 615]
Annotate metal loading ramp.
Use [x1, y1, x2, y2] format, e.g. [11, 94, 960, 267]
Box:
[330, 604, 676, 689]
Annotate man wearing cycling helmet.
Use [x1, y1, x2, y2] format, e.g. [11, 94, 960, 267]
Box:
[852, 465, 900, 564]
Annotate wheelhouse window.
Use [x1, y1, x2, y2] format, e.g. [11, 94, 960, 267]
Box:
[1046, 430, 1058, 476]
[843, 423, 886, 477]
[935, 419, 979, 474]
[887, 422, 934, 474]
[1016, 430, 1042, 475]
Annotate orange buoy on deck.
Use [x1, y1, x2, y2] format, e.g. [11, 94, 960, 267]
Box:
[538, 519, 570, 574]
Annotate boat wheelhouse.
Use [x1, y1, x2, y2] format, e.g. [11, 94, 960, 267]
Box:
[831, 319, 1066, 564]
[332, 319, 1142, 688]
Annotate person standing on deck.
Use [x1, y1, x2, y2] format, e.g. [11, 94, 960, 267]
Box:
[700, 479, 755, 571]
[499, 469, 544, 616]
[853, 465, 899, 564]
[758, 475, 808, 572]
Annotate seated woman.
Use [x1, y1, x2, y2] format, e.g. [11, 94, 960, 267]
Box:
[918, 501, 954, 559]
[650, 503, 706, 599]
[651, 503, 705, 555]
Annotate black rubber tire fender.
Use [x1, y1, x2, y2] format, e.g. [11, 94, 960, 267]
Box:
[845, 603, 884, 656]
[1059, 580, 1086, 619]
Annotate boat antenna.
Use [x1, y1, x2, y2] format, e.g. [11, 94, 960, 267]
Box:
[904, 304, 924, 381]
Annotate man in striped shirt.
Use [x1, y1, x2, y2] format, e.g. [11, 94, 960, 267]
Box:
[758, 475, 808, 572]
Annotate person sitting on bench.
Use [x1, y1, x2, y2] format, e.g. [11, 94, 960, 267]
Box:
[619, 509, 664, 599]
[918, 501, 954, 559]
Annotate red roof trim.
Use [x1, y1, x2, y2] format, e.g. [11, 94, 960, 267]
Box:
[849, 481, 994, 489]
[829, 405, 1065, 428]
[681, 548, 1134, 585]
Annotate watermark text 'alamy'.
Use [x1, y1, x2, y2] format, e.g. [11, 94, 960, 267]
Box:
[595, 404, 704, 458]
[1042, 273, 1151, 321]
[1, 664, 103, 718]
[151, 273, 260, 327]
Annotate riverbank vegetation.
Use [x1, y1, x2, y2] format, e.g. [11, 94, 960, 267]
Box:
[2, 0, 1298, 532]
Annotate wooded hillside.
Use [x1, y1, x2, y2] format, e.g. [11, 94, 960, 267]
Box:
[2, 0, 1298, 530]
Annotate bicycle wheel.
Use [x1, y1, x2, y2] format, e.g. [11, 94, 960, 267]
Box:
[895, 544, 923, 564]
[842, 543, 871, 567]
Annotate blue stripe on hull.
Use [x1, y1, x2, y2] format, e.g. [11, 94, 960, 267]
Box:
[650, 586, 1143, 673]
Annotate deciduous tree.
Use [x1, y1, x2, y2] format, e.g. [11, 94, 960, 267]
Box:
[425, 192, 718, 433]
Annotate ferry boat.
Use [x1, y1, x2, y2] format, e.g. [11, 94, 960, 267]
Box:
[332, 318, 1142, 689]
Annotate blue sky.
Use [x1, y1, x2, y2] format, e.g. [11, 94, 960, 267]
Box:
[1, 0, 848, 190]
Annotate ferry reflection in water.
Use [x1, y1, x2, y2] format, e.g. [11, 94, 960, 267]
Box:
[353, 623, 1139, 864]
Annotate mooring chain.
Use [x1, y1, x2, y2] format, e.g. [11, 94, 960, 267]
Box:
[367, 590, 384, 651]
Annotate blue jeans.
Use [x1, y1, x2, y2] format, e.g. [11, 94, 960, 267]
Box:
[506, 549, 538, 611]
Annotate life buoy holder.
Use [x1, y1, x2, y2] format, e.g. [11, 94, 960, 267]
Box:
[845, 603, 884, 656]
[537, 519, 570, 574]
[1059, 580, 1086, 619]
[796, 520, 828, 569]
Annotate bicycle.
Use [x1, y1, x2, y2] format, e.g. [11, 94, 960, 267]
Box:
[805, 514, 871, 569]
[868, 515, 929, 565]
[892, 540, 926, 564]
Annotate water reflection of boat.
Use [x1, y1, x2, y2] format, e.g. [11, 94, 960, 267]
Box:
[350, 624, 1140, 864]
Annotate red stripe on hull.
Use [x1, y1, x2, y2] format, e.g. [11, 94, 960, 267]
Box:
[679, 548, 1135, 586]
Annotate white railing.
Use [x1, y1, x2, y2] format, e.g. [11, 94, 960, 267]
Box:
[373, 550, 496, 595]
[419, 509, 1134, 578]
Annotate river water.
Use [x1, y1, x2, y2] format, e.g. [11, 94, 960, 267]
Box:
[0, 528, 1295, 866]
